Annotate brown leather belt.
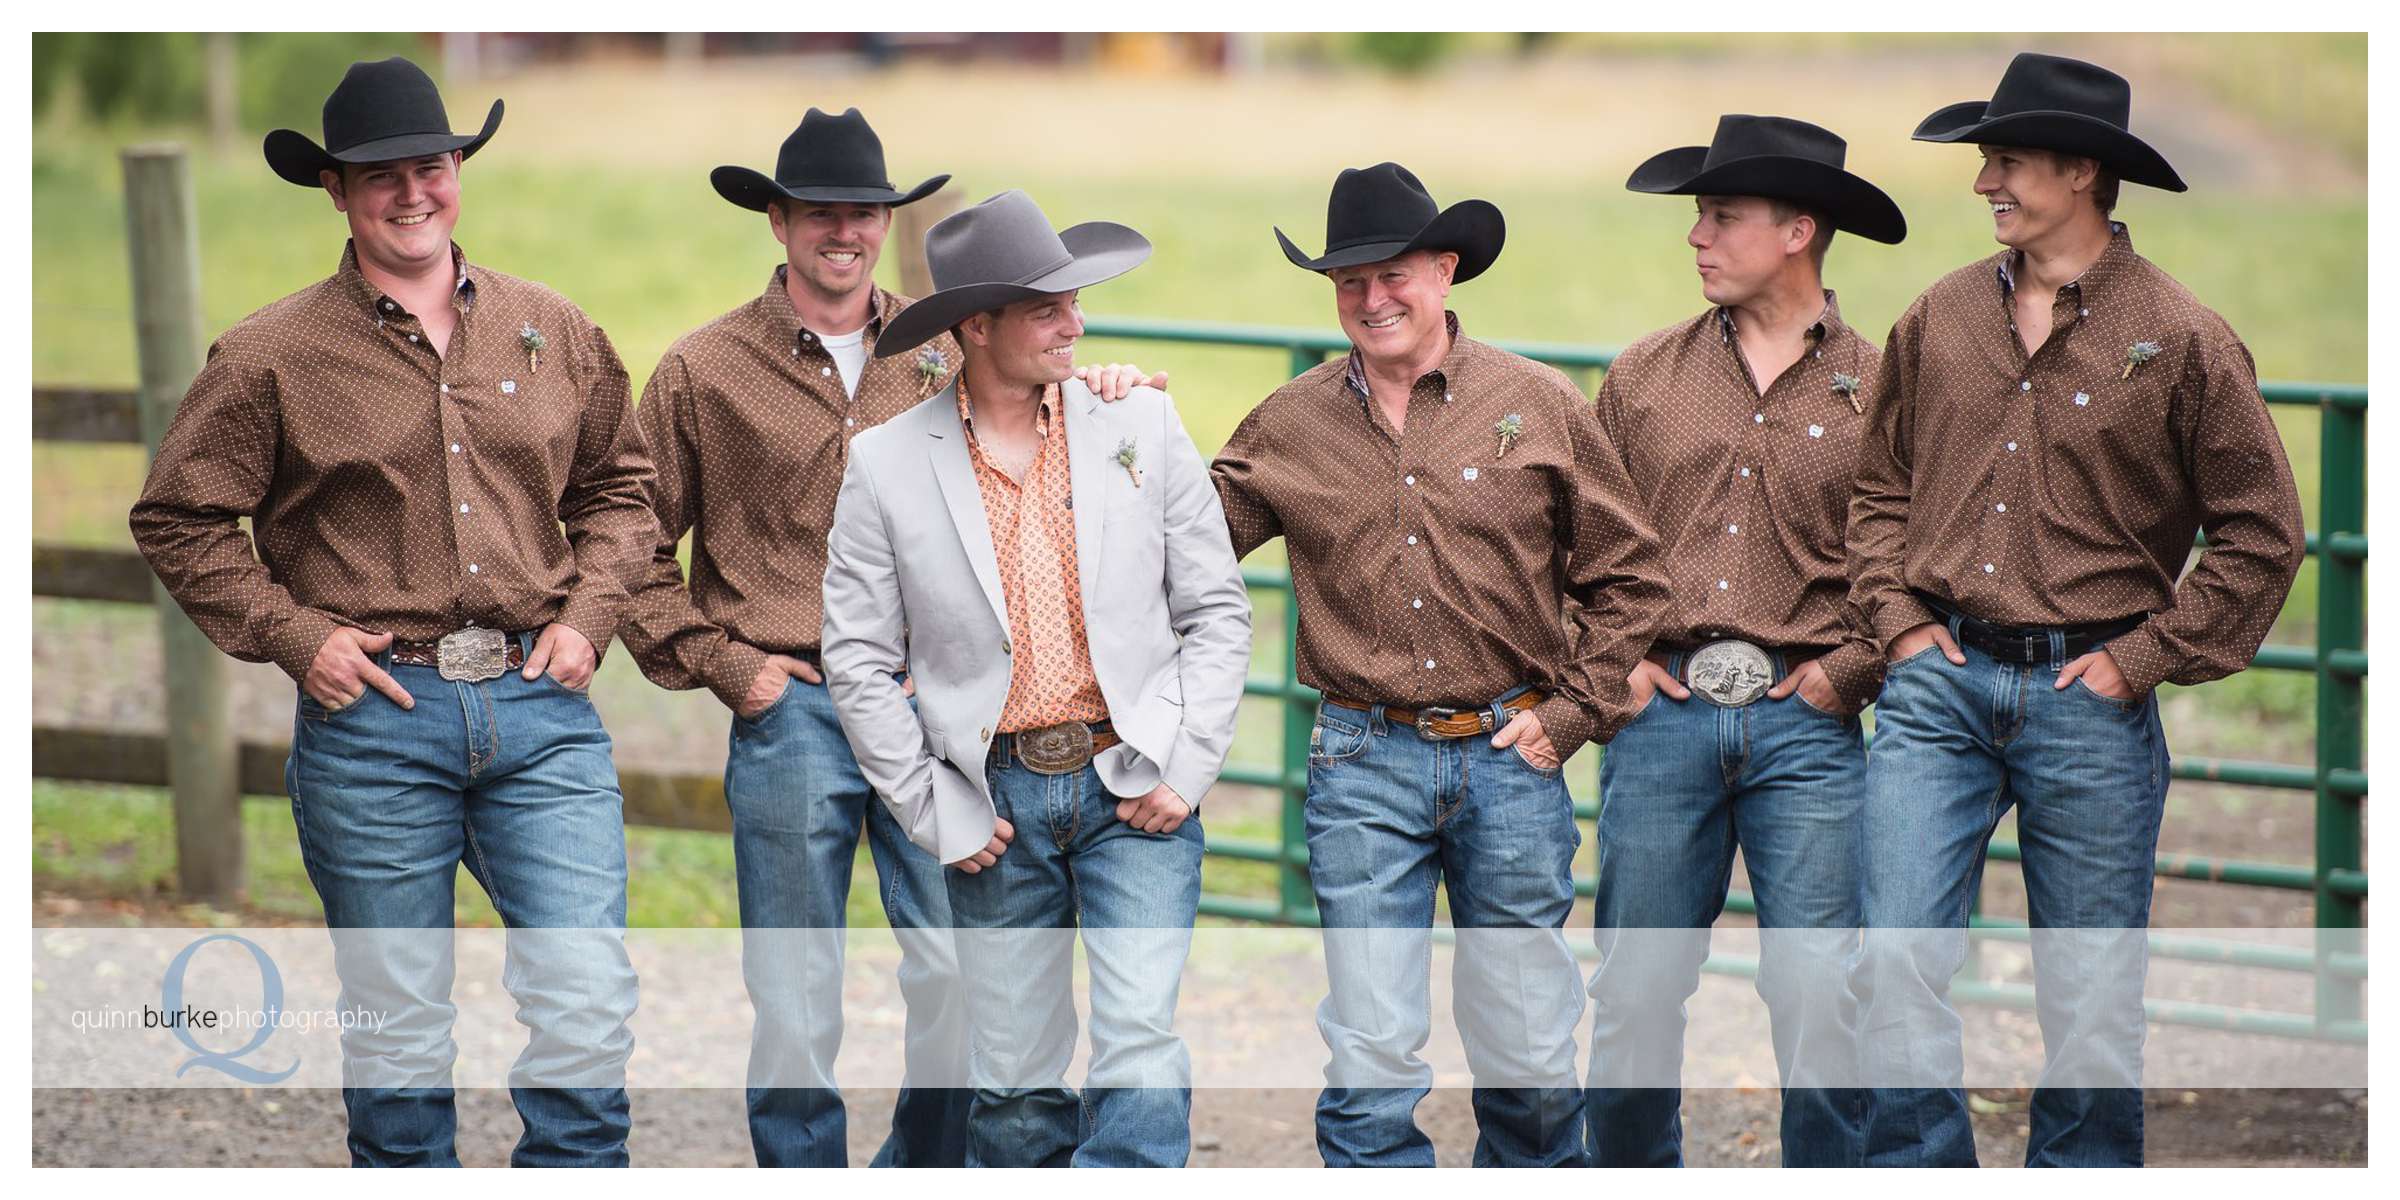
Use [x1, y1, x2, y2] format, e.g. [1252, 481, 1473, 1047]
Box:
[1321, 689, 1545, 739]
[994, 719, 1121, 775]
[389, 627, 528, 681]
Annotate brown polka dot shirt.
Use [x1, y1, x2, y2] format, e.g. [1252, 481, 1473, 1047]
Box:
[129, 242, 657, 682]
[1598, 292, 1884, 709]
[1212, 314, 1671, 758]
[1848, 224, 2306, 694]
[617, 271, 960, 710]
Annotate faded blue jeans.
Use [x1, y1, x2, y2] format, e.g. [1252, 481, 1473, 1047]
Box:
[724, 675, 968, 1167]
[943, 755, 1204, 1168]
[283, 631, 637, 1167]
[1584, 652, 1868, 1167]
[1304, 695, 1588, 1168]
[1855, 637, 2169, 1167]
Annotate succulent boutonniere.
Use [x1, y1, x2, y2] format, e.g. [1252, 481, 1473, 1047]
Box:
[1831, 372, 1863, 414]
[1493, 413, 1524, 458]
[520, 324, 546, 375]
[916, 345, 947, 395]
[2120, 340, 2161, 380]
[1113, 437, 1143, 488]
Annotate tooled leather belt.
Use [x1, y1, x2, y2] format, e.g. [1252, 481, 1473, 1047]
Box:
[1319, 689, 1545, 739]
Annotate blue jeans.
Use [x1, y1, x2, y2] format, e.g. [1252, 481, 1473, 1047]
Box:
[283, 632, 637, 1167]
[724, 676, 968, 1167]
[1584, 654, 1868, 1167]
[1304, 697, 1588, 1168]
[1855, 638, 2169, 1167]
[943, 757, 1203, 1168]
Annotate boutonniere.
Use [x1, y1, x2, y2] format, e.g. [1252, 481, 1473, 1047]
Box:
[2120, 340, 2160, 380]
[1493, 413, 1524, 458]
[520, 324, 547, 375]
[1113, 437, 1143, 488]
[916, 345, 946, 395]
[1831, 372, 1863, 414]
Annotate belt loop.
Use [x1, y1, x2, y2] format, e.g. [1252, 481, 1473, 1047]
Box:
[2049, 628, 2068, 669]
[1669, 651, 1687, 681]
[1368, 704, 1388, 736]
[1946, 611, 1966, 644]
[1487, 696, 1508, 732]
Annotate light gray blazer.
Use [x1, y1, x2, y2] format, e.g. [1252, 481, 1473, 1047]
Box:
[821, 377, 1251, 864]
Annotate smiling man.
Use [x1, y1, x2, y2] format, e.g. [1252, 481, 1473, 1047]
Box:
[1212, 163, 1668, 1167]
[820, 189, 1250, 1167]
[129, 57, 653, 1166]
[1846, 53, 2305, 1167]
[1583, 114, 1905, 1168]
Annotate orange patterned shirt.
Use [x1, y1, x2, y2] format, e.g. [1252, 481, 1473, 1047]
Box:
[957, 376, 1109, 732]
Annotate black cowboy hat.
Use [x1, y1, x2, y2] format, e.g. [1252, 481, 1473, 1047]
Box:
[1913, 52, 2186, 192]
[873, 190, 1151, 358]
[1275, 162, 1504, 283]
[712, 108, 950, 212]
[263, 57, 502, 188]
[1627, 114, 1907, 245]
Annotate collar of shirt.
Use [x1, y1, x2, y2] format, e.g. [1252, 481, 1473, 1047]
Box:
[1712, 289, 1844, 347]
[1994, 220, 2134, 310]
[763, 264, 891, 354]
[956, 370, 1059, 442]
[338, 239, 475, 321]
[1343, 309, 1467, 404]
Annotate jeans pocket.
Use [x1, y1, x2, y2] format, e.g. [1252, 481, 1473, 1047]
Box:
[734, 675, 797, 726]
[1886, 643, 1944, 672]
[1307, 711, 1370, 764]
[297, 690, 365, 722]
[1791, 690, 1850, 721]
[538, 668, 594, 697]
[2069, 676, 2145, 713]
[1511, 742, 1564, 777]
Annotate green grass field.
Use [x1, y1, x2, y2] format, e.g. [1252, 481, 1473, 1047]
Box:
[31, 42, 2363, 920]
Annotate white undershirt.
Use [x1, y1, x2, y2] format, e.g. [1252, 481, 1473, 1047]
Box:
[819, 327, 867, 400]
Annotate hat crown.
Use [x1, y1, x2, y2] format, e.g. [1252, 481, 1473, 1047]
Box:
[773, 107, 895, 191]
[925, 190, 1077, 291]
[1702, 114, 1847, 172]
[1986, 52, 2132, 127]
[321, 57, 453, 155]
[1323, 162, 1441, 252]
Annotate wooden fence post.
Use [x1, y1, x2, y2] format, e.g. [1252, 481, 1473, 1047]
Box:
[891, 188, 963, 300]
[121, 144, 242, 906]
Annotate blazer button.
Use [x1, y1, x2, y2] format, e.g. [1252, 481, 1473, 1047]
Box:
[1002, 639, 1012, 654]
[980, 728, 992, 743]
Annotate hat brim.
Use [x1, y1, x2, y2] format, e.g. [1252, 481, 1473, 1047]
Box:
[710, 167, 952, 212]
[265, 98, 503, 188]
[1626, 146, 1908, 244]
[1912, 101, 2187, 192]
[1275, 198, 1506, 284]
[873, 221, 1153, 359]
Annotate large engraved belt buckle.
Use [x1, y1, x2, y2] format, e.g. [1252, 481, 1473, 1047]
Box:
[436, 626, 509, 683]
[1687, 639, 1773, 707]
[1413, 706, 1465, 739]
[1017, 721, 1096, 775]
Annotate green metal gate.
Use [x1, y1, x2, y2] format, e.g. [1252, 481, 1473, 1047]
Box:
[1081, 314, 2369, 1044]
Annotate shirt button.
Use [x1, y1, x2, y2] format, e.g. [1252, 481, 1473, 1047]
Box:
[845, 417, 856, 427]
[2019, 380, 2032, 391]
[1753, 412, 1765, 423]
[1995, 503, 2007, 513]
[1983, 563, 1996, 573]
[1406, 535, 1418, 546]
[381, 300, 395, 312]
[408, 334, 419, 343]
[450, 443, 461, 454]
[467, 563, 479, 574]
[1727, 524, 1739, 534]
[1717, 580, 1729, 590]
[1411, 598, 1423, 609]
[2079, 308, 2090, 317]
[1738, 467, 1752, 478]
[802, 332, 813, 342]
[2006, 441, 2019, 452]
[1424, 659, 1437, 669]
[459, 503, 471, 513]
[439, 384, 450, 394]
[1442, 392, 1453, 403]
[1403, 475, 1415, 486]
[821, 367, 833, 377]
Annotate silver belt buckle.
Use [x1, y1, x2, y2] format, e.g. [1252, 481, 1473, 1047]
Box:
[1015, 721, 1096, 775]
[1687, 639, 1773, 707]
[436, 626, 509, 683]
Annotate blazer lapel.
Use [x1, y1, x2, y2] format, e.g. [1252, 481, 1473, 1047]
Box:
[1062, 378, 1108, 613]
[924, 388, 1008, 628]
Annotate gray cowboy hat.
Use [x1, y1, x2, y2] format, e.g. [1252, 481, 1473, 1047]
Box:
[264, 57, 502, 187]
[873, 190, 1151, 358]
